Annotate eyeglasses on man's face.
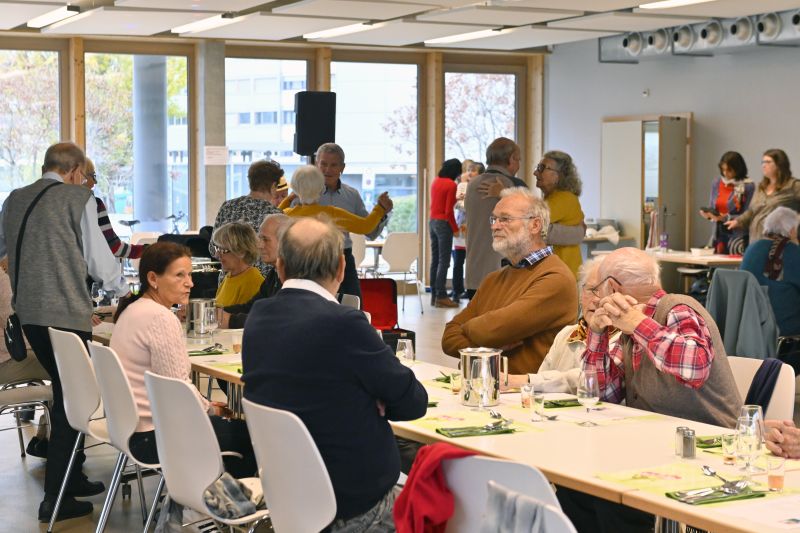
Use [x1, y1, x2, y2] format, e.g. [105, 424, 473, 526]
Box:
[489, 215, 535, 226]
[535, 163, 559, 174]
[209, 243, 231, 257]
[586, 275, 621, 297]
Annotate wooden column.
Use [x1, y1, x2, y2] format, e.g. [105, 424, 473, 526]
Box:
[314, 47, 331, 91]
[68, 37, 85, 147]
[420, 51, 443, 287]
[525, 55, 544, 183]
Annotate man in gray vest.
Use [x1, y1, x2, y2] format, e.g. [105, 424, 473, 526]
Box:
[584, 246, 741, 427]
[0, 142, 129, 522]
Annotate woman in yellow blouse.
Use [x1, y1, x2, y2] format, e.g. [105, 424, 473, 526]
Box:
[211, 222, 264, 307]
[534, 150, 585, 277]
[279, 165, 386, 234]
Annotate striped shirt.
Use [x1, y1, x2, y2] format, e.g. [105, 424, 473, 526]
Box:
[95, 197, 145, 259]
[583, 289, 714, 404]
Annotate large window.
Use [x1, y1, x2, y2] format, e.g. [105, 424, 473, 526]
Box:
[0, 49, 60, 203]
[444, 72, 516, 163]
[224, 58, 307, 199]
[85, 53, 190, 235]
[331, 61, 418, 234]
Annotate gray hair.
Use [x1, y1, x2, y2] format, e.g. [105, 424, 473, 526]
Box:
[486, 137, 519, 167]
[279, 216, 343, 284]
[543, 150, 582, 197]
[499, 187, 551, 238]
[578, 256, 604, 287]
[599, 247, 661, 287]
[261, 213, 292, 238]
[763, 206, 799, 237]
[315, 142, 345, 164]
[212, 222, 259, 265]
[43, 142, 85, 174]
[291, 165, 325, 204]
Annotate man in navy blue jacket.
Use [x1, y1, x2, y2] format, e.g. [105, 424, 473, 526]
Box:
[242, 215, 428, 531]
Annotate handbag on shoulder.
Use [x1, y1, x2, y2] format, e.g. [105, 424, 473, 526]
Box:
[3, 181, 62, 361]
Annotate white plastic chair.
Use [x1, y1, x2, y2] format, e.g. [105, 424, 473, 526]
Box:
[143, 372, 269, 531]
[340, 294, 360, 310]
[242, 399, 336, 532]
[483, 480, 577, 533]
[727, 356, 795, 420]
[442, 455, 561, 533]
[88, 343, 164, 533]
[350, 233, 372, 275]
[48, 328, 110, 532]
[0, 380, 52, 457]
[130, 231, 161, 246]
[380, 232, 424, 313]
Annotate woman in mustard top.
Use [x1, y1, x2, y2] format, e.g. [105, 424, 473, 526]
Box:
[211, 222, 264, 307]
[534, 150, 585, 277]
[279, 165, 386, 234]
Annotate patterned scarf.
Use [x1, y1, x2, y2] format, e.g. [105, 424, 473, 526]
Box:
[763, 233, 789, 281]
[567, 318, 619, 343]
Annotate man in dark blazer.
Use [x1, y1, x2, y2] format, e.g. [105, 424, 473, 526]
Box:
[241, 215, 427, 531]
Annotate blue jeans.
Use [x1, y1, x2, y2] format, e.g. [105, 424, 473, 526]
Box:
[451, 248, 466, 296]
[429, 219, 453, 298]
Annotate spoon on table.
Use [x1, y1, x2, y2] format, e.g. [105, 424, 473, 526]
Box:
[701, 465, 731, 485]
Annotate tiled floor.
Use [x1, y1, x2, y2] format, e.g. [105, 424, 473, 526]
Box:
[0, 293, 462, 531]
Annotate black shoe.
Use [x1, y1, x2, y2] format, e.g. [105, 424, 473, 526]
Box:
[457, 292, 470, 300]
[66, 477, 106, 497]
[34, 437, 49, 458]
[25, 437, 47, 458]
[38, 496, 93, 523]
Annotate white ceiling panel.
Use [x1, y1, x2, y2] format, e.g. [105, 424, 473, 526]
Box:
[493, 0, 641, 10]
[273, 0, 437, 20]
[417, 6, 583, 26]
[310, 20, 491, 46]
[429, 26, 615, 50]
[184, 12, 361, 40]
[115, 0, 269, 10]
[549, 11, 706, 32]
[42, 6, 218, 35]
[0, 1, 63, 30]
[634, 0, 800, 18]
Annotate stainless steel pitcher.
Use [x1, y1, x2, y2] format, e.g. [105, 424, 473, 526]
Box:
[459, 347, 508, 407]
[186, 298, 215, 337]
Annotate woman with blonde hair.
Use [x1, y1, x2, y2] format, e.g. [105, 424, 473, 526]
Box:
[211, 222, 264, 307]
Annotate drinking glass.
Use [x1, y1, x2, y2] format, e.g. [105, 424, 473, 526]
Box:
[741, 405, 765, 472]
[204, 306, 219, 336]
[395, 339, 414, 365]
[91, 282, 105, 307]
[735, 415, 762, 485]
[765, 456, 785, 492]
[721, 434, 737, 465]
[520, 384, 532, 408]
[450, 372, 462, 395]
[532, 392, 546, 421]
[577, 369, 600, 427]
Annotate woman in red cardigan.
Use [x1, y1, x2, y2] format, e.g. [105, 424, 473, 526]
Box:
[429, 158, 462, 308]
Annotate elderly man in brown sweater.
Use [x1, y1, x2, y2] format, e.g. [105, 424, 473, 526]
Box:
[442, 187, 577, 374]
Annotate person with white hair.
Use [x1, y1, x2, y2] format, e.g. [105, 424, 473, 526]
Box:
[282, 165, 388, 237]
[741, 206, 800, 336]
[584, 247, 741, 427]
[502, 257, 619, 393]
[442, 187, 577, 374]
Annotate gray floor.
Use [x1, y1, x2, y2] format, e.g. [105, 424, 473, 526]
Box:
[0, 293, 462, 532]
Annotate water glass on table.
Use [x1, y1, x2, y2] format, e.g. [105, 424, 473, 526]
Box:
[721, 433, 737, 465]
[766, 456, 785, 492]
[395, 339, 415, 365]
[450, 372, 462, 394]
[520, 384, 532, 408]
[577, 369, 600, 427]
[735, 415, 762, 484]
[532, 392, 546, 421]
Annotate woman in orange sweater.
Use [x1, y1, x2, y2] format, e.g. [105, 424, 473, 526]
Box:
[429, 158, 462, 308]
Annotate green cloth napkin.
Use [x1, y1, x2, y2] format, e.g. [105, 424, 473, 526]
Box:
[433, 373, 452, 384]
[427, 401, 438, 407]
[544, 399, 599, 408]
[665, 489, 766, 505]
[696, 435, 723, 448]
[188, 350, 225, 356]
[435, 426, 515, 438]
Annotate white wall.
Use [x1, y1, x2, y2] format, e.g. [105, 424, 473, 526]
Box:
[544, 39, 800, 246]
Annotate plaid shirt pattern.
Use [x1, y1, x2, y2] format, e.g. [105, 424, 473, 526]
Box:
[501, 246, 553, 268]
[583, 289, 715, 404]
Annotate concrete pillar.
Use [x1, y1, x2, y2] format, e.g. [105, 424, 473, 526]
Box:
[133, 55, 169, 232]
[195, 41, 226, 227]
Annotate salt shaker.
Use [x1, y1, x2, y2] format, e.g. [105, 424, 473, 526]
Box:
[682, 429, 696, 459]
[675, 426, 688, 456]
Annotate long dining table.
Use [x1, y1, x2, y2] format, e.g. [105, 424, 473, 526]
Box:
[184, 352, 800, 533]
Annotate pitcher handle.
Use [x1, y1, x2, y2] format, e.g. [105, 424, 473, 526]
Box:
[502, 355, 509, 386]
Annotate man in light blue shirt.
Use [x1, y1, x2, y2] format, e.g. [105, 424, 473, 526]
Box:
[315, 142, 393, 298]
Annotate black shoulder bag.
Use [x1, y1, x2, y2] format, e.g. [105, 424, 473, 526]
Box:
[4, 182, 62, 361]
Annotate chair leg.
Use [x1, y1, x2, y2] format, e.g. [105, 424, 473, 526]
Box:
[15, 411, 25, 457]
[135, 465, 147, 523]
[142, 473, 165, 533]
[401, 272, 407, 311]
[48, 432, 85, 533]
[416, 280, 424, 315]
[95, 452, 127, 533]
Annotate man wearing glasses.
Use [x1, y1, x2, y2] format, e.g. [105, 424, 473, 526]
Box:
[442, 187, 577, 374]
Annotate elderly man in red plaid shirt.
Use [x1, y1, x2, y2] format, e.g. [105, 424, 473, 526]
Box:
[584, 247, 741, 428]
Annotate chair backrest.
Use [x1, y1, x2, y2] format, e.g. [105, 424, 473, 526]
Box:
[340, 294, 360, 309]
[48, 328, 101, 434]
[482, 481, 577, 533]
[727, 356, 795, 420]
[350, 232, 366, 266]
[131, 231, 161, 245]
[144, 371, 224, 513]
[88, 343, 156, 466]
[442, 455, 560, 533]
[242, 398, 336, 533]
[381, 232, 418, 273]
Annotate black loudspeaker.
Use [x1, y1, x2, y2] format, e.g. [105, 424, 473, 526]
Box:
[294, 91, 336, 156]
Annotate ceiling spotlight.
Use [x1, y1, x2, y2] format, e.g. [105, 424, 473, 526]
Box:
[792, 12, 800, 27]
[757, 13, 781, 40]
[647, 28, 670, 52]
[730, 16, 753, 42]
[622, 32, 644, 56]
[700, 20, 723, 46]
[673, 25, 695, 49]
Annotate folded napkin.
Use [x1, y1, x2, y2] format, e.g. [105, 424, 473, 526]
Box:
[436, 426, 515, 438]
[666, 489, 766, 505]
[696, 435, 723, 448]
[433, 373, 452, 384]
[427, 401, 438, 407]
[188, 349, 225, 355]
[544, 399, 583, 408]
